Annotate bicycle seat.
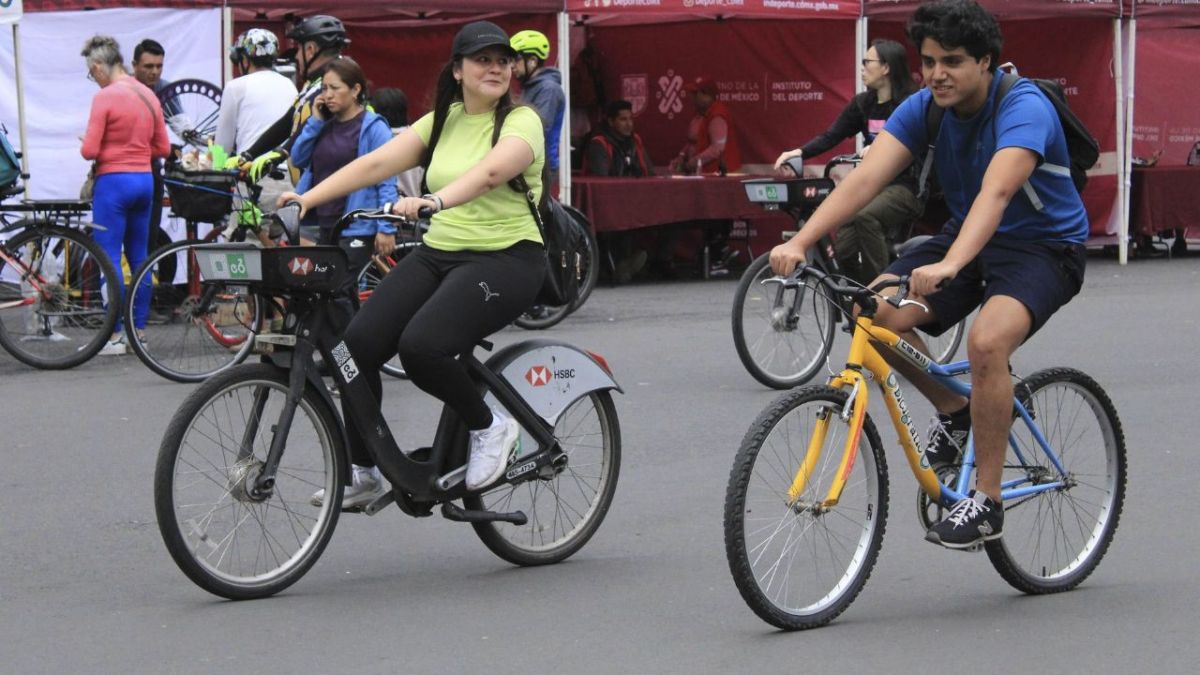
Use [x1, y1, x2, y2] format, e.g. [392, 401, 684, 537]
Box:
[194, 243, 350, 294]
[742, 177, 835, 207]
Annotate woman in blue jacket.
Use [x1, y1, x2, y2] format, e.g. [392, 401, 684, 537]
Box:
[291, 56, 397, 270]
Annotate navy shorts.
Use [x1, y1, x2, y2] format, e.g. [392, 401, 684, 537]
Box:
[884, 233, 1086, 339]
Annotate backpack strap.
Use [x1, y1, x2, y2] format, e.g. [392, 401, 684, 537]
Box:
[917, 97, 944, 200]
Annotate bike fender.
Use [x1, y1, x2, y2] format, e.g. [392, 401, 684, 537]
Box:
[484, 339, 622, 425]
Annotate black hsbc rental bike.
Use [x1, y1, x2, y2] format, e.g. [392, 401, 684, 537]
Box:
[154, 204, 623, 600]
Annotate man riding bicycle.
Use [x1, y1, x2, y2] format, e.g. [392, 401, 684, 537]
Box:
[770, 0, 1088, 549]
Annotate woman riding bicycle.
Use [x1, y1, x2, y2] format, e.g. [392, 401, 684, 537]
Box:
[278, 21, 546, 506]
[773, 39, 921, 285]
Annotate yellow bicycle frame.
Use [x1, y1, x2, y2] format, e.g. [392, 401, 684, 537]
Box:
[786, 313, 944, 507]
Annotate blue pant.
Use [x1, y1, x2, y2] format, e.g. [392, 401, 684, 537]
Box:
[92, 172, 153, 334]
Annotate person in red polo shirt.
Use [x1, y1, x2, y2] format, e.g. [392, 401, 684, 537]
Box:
[670, 77, 741, 175]
[669, 77, 743, 276]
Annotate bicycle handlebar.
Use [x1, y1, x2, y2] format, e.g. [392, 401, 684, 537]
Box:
[274, 203, 432, 246]
[768, 263, 919, 315]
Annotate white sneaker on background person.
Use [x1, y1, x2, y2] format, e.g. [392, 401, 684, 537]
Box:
[98, 334, 127, 356]
[310, 464, 387, 510]
[466, 408, 520, 491]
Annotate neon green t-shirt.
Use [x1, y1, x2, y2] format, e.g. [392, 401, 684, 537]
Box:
[412, 103, 545, 251]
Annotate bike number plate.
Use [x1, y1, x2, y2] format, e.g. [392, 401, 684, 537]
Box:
[195, 246, 264, 282]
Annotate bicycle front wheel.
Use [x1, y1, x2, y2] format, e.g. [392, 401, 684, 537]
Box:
[731, 253, 837, 389]
[985, 367, 1126, 594]
[724, 386, 888, 630]
[128, 239, 263, 382]
[154, 363, 345, 600]
[466, 391, 621, 566]
[0, 223, 119, 369]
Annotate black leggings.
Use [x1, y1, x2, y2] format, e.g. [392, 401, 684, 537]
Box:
[341, 241, 545, 466]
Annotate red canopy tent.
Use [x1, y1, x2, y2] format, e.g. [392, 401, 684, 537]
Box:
[1126, 0, 1200, 166]
[864, 0, 1128, 254]
[565, 1, 863, 177]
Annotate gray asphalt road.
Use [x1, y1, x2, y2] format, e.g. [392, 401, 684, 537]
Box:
[2, 257, 1198, 674]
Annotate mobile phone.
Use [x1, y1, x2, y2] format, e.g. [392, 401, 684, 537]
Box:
[317, 102, 331, 118]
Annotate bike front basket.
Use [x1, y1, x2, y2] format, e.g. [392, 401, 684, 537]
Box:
[194, 243, 349, 294]
[164, 168, 237, 223]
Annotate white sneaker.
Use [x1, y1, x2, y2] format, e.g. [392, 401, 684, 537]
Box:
[310, 464, 387, 510]
[466, 408, 520, 491]
[98, 334, 127, 356]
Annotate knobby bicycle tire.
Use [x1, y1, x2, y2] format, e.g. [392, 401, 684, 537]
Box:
[731, 253, 837, 389]
[0, 222, 120, 369]
[155, 363, 345, 600]
[724, 385, 888, 629]
[984, 367, 1126, 594]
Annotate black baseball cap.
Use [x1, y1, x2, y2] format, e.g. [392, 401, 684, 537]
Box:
[451, 21, 517, 59]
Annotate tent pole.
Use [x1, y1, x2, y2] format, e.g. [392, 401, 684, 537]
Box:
[1122, 18, 1137, 265]
[558, 10, 571, 206]
[855, 15, 867, 155]
[13, 22, 30, 200]
[1111, 18, 1127, 264]
[1113, 17, 1126, 264]
[223, 5, 233, 85]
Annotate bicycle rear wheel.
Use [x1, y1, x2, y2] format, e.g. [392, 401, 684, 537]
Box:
[731, 253, 837, 389]
[0, 223, 119, 368]
[127, 239, 263, 382]
[466, 391, 621, 565]
[724, 386, 888, 630]
[154, 363, 344, 600]
[985, 367, 1126, 594]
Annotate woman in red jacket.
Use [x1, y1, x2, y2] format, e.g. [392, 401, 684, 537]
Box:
[80, 35, 170, 356]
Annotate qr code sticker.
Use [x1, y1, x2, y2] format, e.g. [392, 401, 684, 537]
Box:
[331, 341, 352, 367]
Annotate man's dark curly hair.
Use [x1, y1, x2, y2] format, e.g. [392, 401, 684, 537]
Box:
[907, 0, 1003, 72]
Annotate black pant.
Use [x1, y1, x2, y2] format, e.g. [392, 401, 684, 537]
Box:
[149, 159, 164, 246]
[341, 241, 545, 466]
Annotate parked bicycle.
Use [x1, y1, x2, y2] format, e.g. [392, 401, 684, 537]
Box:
[0, 188, 120, 369]
[154, 204, 622, 600]
[723, 265, 1125, 630]
[733, 155, 965, 389]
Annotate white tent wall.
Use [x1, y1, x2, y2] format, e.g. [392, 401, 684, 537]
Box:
[0, 8, 222, 201]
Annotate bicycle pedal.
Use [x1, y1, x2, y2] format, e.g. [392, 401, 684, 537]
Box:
[362, 490, 396, 516]
[441, 501, 527, 525]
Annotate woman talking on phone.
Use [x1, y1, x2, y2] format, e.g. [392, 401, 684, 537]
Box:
[290, 56, 397, 269]
[278, 22, 546, 508]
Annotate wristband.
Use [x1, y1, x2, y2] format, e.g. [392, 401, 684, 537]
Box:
[422, 193, 444, 213]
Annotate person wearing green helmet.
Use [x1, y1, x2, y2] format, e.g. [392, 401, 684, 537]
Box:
[511, 29, 565, 184]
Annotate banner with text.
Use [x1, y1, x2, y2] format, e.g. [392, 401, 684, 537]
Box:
[569, 0, 859, 19]
[588, 18, 858, 169]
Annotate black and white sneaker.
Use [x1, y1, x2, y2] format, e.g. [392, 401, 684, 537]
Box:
[925, 406, 971, 474]
[926, 490, 1002, 549]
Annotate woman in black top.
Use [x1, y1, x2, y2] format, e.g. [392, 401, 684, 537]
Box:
[773, 39, 920, 284]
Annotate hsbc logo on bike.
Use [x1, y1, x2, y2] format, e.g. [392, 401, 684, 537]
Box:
[289, 257, 314, 276]
[804, 186, 817, 198]
[525, 365, 552, 387]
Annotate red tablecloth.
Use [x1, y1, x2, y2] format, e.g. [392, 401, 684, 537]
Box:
[1130, 165, 1200, 236]
[572, 175, 784, 233]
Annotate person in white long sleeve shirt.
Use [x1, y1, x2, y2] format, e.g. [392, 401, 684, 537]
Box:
[215, 29, 297, 214]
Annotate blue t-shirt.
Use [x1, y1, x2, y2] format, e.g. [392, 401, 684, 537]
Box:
[884, 74, 1089, 244]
